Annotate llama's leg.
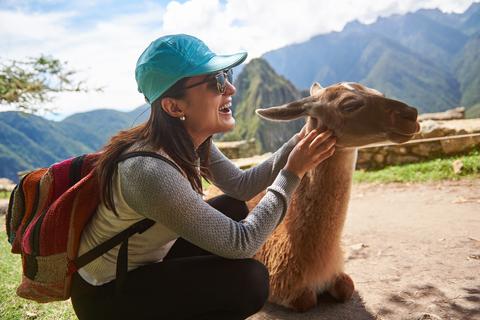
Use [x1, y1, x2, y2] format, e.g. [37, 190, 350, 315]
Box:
[289, 287, 317, 312]
[327, 272, 355, 302]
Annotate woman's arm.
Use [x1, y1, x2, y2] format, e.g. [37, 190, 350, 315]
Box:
[118, 156, 300, 259]
[207, 134, 299, 201]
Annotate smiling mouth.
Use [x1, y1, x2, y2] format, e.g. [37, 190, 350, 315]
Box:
[219, 102, 232, 114]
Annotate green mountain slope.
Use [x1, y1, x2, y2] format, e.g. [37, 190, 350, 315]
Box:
[0, 113, 81, 181]
[466, 103, 480, 118]
[224, 58, 305, 152]
[263, 4, 479, 114]
[59, 105, 149, 150]
[0, 106, 150, 182]
[420, 3, 480, 35]
[2, 5, 480, 182]
[358, 12, 468, 69]
[455, 34, 480, 108]
[360, 38, 460, 112]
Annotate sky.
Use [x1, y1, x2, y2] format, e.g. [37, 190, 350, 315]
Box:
[0, 0, 478, 120]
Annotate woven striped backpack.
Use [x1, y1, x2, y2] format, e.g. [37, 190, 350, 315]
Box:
[5, 151, 177, 303]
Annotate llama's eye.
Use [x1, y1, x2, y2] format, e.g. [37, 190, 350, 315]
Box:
[341, 100, 363, 113]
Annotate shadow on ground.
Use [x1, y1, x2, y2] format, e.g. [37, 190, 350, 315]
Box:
[377, 284, 480, 320]
[249, 291, 377, 320]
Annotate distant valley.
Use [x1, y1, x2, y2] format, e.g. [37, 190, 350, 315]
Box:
[1, 4, 479, 181]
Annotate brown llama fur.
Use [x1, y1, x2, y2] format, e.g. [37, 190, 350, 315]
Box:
[210, 82, 419, 312]
[253, 147, 356, 310]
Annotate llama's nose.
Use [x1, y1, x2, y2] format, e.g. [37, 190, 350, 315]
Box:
[389, 100, 418, 121]
[400, 105, 418, 121]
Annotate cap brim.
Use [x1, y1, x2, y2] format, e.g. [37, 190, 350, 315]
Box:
[187, 52, 247, 76]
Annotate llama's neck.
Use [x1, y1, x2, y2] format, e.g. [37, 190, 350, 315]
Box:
[285, 148, 357, 245]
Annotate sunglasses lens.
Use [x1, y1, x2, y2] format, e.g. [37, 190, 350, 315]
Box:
[226, 69, 233, 83]
[216, 74, 225, 94]
[215, 69, 233, 94]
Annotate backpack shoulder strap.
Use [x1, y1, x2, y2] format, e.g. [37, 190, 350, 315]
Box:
[71, 151, 182, 275]
[72, 218, 154, 270]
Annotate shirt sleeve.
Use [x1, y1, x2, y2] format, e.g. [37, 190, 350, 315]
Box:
[118, 156, 300, 259]
[207, 134, 299, 201]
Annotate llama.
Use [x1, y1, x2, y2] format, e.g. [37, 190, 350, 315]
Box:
[251, 82, 420, 312]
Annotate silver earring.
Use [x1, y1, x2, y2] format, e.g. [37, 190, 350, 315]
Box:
[180, 115, 186, 121]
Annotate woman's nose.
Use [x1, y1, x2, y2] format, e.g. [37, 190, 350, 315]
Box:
[224, 80, 236, 96]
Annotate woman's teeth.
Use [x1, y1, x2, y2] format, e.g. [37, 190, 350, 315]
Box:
[219, 102, 232, 113]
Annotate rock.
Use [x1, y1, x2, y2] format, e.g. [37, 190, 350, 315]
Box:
[215, 139, 258, 159]
[440, 136, 476, 155]
[0, 178, 15, 193]
[394, 146, 408, 155]
[418, 107, 465, 121]
[411, 142, 442, 157]
[373, 153, 385, 164]
[232, 153, 271, 169]
[0, 200, 8, 216]
[386, 154, 420, 165]
[413, 312, 442, 320]
[419, 121, 456, 139]
[452, 160, 464, 174]
[356, 150, 372, 164]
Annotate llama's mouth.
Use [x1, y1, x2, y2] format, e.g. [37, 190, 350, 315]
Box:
[388, 131, 416, 143]
[387, 121, 420, 143]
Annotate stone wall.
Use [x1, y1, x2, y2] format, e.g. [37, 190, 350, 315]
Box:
[216, 119, 480, 169]
[213, 139, 258, 159]
[356, 119, 480, 169]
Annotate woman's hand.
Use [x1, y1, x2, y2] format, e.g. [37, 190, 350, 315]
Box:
[285, 129, 336, 179]
[298, 124, 308, 139]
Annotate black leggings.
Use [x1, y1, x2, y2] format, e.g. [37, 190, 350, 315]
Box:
[70, 195, 269, 320]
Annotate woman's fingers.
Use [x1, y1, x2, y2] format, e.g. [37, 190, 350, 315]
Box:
[309, 130, 333, 149]
[298, 129, 320, 148]
[285, 128, 337, 178]
[311, 137, 336, 161]
[298, 124, 308, 139]
[313, 144, 336, 163]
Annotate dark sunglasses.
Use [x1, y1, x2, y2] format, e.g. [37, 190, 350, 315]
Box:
[180, 69, 233, 95]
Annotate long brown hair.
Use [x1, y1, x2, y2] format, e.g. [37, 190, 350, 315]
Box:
[96, 78, 212, 216]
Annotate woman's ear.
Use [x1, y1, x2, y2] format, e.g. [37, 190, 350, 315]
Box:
[160, 97, 185, 118]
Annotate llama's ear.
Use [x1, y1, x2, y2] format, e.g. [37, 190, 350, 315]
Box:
[256, 96, 316, 121]
[310, 82, 323, 96]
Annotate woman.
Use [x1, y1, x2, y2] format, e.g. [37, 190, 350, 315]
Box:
[70, 34, 336, 320]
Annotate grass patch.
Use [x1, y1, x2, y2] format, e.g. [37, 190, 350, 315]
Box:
[1, 152, 478, 319]
[0, 217, 76, 320]
[0, 191, 11, 200]
[354, 149, 480, 183]
[466, 102, 480, 119]
[202, 178, 211, 190]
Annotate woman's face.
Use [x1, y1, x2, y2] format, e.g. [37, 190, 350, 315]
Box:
[178, 72, 236, 146]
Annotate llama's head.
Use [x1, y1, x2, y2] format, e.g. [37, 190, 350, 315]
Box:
[256, 82, 420, 148]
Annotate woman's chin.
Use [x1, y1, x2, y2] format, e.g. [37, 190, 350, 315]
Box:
[219, 118, 235, 132]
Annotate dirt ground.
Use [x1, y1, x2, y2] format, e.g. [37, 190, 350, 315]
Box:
[249, 179, 480, 320]
[1, 179, 477, 319]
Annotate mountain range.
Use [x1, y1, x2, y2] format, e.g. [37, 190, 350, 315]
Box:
[0, 108, 149, 182]
[222, 58, 305, 152]
[262, 3, 480, 114]
[1, 4, 479, 181]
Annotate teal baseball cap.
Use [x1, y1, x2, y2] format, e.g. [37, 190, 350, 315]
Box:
[135, 34, 248, 103]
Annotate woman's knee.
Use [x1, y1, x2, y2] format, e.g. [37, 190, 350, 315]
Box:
[207, 194, 249, 221]
[235, 259, 270, 315]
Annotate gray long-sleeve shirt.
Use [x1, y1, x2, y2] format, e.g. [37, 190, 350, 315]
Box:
[77, 136, 300, 285]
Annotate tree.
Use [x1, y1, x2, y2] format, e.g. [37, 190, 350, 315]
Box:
[0, 55, 100, 113]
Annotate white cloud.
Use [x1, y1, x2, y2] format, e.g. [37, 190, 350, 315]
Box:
[0, 0, 477, 119]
